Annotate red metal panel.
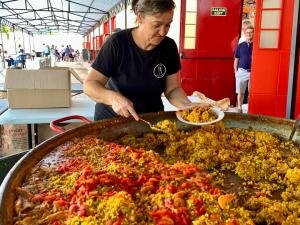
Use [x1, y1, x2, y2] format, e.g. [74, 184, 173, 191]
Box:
[248, 94, 277, 115]
[277, 52, 291, 95]
[248, 0, 294, 117]
[275, 95, 287, 117]
[179, 0, 242, 104]
[85, 42, 91, 49]
[180, 59, 236, 103]
[111, 16, 116, 31]
[250, 52, 279, 95]
[103, 21, 109, 34]
[195, 0, 242, 58]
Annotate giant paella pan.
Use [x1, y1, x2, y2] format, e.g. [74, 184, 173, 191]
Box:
[1, 112, 300, 225]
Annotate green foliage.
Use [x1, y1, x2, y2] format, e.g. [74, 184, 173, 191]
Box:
[0, 25, 10, 39]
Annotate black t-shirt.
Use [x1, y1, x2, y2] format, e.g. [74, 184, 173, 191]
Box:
[91, 28, 181, 120]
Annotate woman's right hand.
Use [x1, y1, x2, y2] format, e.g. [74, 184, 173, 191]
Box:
[111, 93, 139, 121]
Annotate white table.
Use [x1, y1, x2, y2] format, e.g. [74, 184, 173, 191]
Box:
[0, 95, 199, 148]
[0, 95, 94, 125]
[0, 94, 95, 148]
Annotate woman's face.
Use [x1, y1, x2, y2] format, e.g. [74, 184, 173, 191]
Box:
[137, 10, 174, 46]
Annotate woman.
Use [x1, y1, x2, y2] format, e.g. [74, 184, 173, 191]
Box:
[84, 0, 194, 121]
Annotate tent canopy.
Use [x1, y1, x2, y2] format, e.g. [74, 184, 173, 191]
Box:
[0, 0, 122, 35]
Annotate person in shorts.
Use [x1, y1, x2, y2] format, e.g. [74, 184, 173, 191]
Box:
[234, 25, 254, 113]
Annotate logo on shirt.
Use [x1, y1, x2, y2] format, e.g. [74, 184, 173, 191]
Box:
[153, 63, 166, 78]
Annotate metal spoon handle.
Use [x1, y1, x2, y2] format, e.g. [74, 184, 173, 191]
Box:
[289, 115, 300, 140]
[140, 118, 167, 133]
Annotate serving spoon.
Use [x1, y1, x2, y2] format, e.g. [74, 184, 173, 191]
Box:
[139, 118, 170, 134]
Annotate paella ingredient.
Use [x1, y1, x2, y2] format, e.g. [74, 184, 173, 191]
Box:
[218, 194, 235, 209]
[118, 121, 300, 224]
[13, 120, 300, 225]
[13, 137, 253, 225]
[179, 105, 217, 123]
[154, 119, 177, 133]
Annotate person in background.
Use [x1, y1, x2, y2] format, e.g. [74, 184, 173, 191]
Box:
[43, 44, 50, 57]
[239, 20, 253, 104]
[84, 0, 195, 121]
[63, 45, 71, 61]
[238, 20, 253, 44]
[31, 50, 36, 61]
[234, 25, 254, 113]
[4, 50, 14, 68]
[17, 44, 23, 53]
[60, 45, 65, 61]
[16, 49, 26, 68]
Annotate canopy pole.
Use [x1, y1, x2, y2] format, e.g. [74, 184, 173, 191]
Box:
[32, 33, 35, 51]
[22, 28, 25, 52]
[0, 20, 6, 69]
[28, 32, 32, 54]
[13, 25, 17, 54]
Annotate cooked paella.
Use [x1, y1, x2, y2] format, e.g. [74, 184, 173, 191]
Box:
[178, 106, 217, 123]
[13, 120, 300, 225]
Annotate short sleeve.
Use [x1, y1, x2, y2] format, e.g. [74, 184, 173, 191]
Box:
[166, 39, 181, 75]
[235, 44, 241, 59]
[91, 37, 119, 77]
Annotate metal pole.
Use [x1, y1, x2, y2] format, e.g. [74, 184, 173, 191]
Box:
[22, 28, 25, 52]
[0, 20, 6, 69]
[32, 33, 35, 51]
[13, 25, 17, 54]
[286, 0, 300, 119]
[28, 32, 32, 54]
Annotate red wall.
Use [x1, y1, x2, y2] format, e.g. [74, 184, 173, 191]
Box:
[249, 0, 294, 117]
[179, 0, 243, 104]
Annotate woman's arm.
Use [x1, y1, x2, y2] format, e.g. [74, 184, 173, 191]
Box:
[84, 67, 139, 120]
[164, 73, 193, 108]
[234, 58, 239, 74]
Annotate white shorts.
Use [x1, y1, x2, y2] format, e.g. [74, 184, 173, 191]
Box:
[235, 68, 250, 94]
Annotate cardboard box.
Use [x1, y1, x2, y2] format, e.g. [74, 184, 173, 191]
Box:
[5, 68, 71, 108]
[42, 66, 84, 84]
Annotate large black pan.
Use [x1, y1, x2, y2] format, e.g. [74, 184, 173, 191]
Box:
[0, 112, 299, 225]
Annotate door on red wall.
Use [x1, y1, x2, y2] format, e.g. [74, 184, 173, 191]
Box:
[179, 0, 243, 103]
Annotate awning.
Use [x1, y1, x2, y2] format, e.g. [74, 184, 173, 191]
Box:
[0, 0, 122, 35]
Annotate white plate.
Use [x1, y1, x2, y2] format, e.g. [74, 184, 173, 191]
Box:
[176, 107, 225, 126]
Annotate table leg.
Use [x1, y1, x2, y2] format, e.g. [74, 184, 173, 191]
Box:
[27, 124, 32, 149]
[34, 124, 38, 146]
